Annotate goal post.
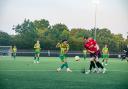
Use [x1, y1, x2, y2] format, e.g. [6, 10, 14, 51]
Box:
[0, 46, 12, 57]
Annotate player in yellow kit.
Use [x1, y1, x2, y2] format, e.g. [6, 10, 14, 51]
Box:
[34, 40, 41, 63]
[12, 45, 17, 60]
[56, 39, 72, 72]
[102, 44, 109, 65]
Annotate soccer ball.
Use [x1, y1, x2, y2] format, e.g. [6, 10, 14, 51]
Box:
[75, 56, 80, 61]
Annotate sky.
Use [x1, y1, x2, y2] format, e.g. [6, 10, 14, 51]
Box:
[0, 0, 128, 38]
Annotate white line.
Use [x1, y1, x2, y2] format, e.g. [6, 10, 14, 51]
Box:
[0, 70, 128, 72]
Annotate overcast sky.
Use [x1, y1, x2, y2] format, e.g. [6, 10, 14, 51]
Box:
[0, 0, 128, 38]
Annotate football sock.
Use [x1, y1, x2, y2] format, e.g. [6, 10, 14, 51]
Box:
[37, 57, 40, 61]
[14, 55, 16, 59]
[89, 61, 95, 70]
[92, 61, 96, 68]
[60, 63, 65, 69]
[96, 62, 104, 69]
[34, 56, 36, 60]
[65, 62, 69, 68]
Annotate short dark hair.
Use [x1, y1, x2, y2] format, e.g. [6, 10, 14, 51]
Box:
[83, 35, 89, 39]
[62, 39, 67, 43]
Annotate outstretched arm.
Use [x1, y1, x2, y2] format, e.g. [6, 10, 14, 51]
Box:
[87, 50, 95, 53]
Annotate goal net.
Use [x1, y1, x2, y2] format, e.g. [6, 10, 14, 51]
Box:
[0, 46, 12, 56]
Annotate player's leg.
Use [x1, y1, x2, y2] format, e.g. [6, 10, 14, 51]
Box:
[57, 62, 65, 72]
[64, 54, 72, 72]
[57, 54, 72, 72]
[13, 52, 16, 59]
[121, 55, 126, 61]
[102, 54, 105, 65]
[105, 59, 108, 65]
[57, 55, 65, 72]
[65, 62, 72, 72]
[37, 53, 40, 63]
[34, 53, 37, 63]
[105, 54, 109, 65]
[102, 59, 104, 65]
[86, 56, 95, 74]
[12, 52, 15, 59]
[95, 51, 106, 73]
[95, 57, 106, 73]
[83, 54, 86, 60]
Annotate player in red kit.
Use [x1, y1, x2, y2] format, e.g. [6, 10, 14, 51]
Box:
[83, 36, 106, 74]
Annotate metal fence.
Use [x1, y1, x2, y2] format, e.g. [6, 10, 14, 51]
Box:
[0, 50, 125, 58]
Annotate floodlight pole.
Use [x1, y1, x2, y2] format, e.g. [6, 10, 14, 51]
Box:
[94, 2, 97, 40]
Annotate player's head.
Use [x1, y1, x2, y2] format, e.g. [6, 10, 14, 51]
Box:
[105, 44, 108, 47]
[62, 39, 68, 44]
[83, 35, 89, 39]
[37, 40, 40, 44]
[12, 45, 15, 48]
[83, 36, 89, 42]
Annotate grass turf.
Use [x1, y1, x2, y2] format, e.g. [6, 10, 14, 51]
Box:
[0, 56, 128, 89]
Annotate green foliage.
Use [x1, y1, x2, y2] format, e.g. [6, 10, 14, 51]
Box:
[0, 18, 128, 52]
[13, 19, 37, 49]
[0, 31, 12, 46]
[50, 23, 69, 40]
[34, 19, 50, 29]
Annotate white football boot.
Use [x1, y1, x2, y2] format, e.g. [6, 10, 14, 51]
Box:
[67, 68, 72, 72]
[85, 70, 91, 74]
[37, 61, 40, 64]
[57, 68, 61, 72]
[102, 68, 106, 74]
[92, 68, 97, 73]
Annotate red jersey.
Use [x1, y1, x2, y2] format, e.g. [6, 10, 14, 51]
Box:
[84, 38, 97, 52]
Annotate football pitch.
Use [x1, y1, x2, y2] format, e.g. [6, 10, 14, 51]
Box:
[0, 56, 128, 89]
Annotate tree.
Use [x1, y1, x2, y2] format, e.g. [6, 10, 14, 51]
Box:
[50, 23, 69, 40]
[69, 28, 90, 50]
[13, 19, 37, 49]
[96, 28, 112, 49]
[111, 34, 125, 52]
[0, 31, 12, 46]
[11, 18, 127, 52]
[34, 19, 50, 29]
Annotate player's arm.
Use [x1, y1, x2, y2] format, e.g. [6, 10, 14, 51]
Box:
[102, 48, 104, 53]
[38, 44, 41, 49]
[87, 49, 95, 53]
[65, 44, 69, 53]
[108, 49, 109, 56]
[34, 44, 37, 49]
[15, 48, 17, 52]
[56, 43, 61, 48]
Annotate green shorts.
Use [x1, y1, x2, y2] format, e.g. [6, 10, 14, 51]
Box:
[102, 54, 109, 59]
[35, 50, 40, 54]
[59, 54, 68, 62]
[12, 52, 16, 56]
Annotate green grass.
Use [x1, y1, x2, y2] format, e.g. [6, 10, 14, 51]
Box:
[0, 56, 128, 89]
